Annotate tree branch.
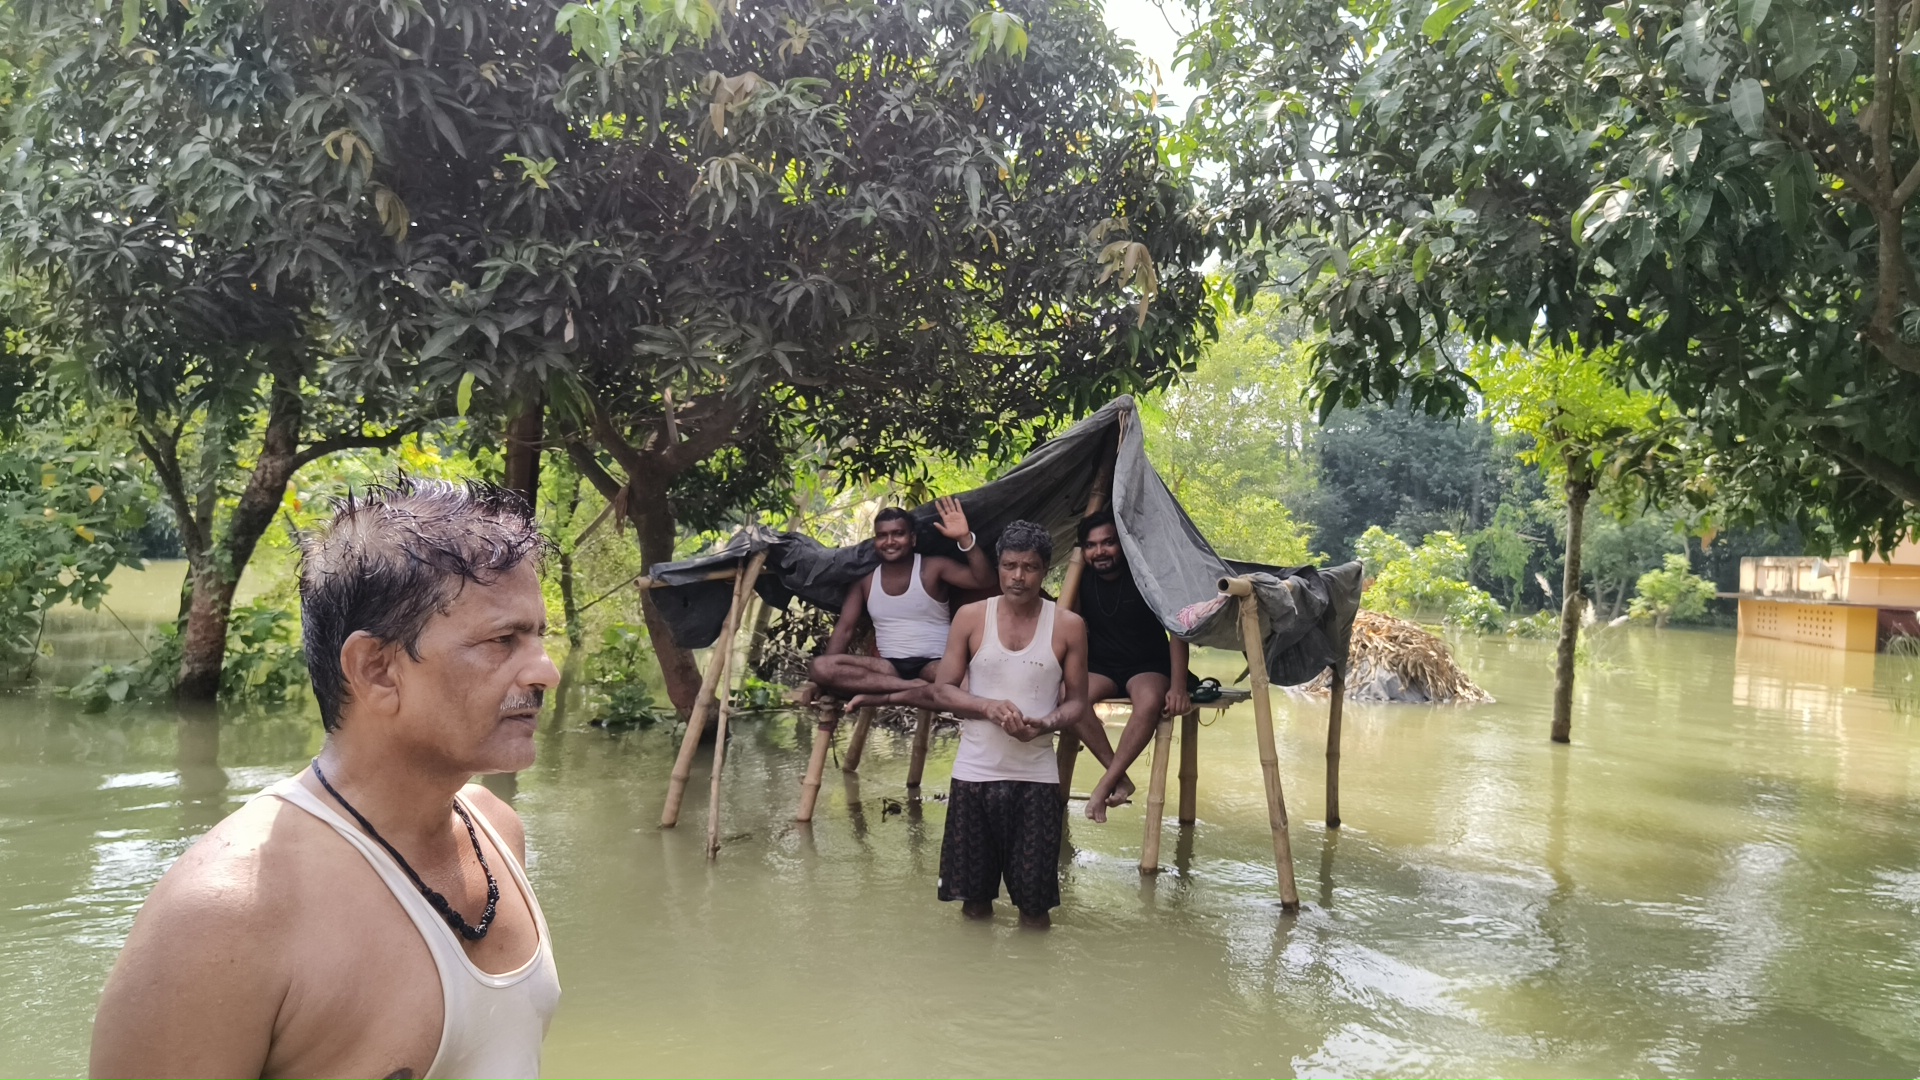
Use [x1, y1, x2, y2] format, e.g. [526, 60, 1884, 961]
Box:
[566, 439, 623, 500]
[134, 421, 206, 568]
[291, 422, 420, 471]
[1810, 426, 1920, 504]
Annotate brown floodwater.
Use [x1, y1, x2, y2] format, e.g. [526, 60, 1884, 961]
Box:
[5, 570, 1920, 1076]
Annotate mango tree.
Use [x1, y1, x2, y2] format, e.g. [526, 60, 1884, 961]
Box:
[175, 0, 1215, 711]
[1180, 0, 1919, 555]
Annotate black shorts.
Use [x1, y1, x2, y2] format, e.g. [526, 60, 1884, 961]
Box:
[1087, 659, 1191, 693]
[938, 779, 1062, 915]
[887, 656, 939, 679]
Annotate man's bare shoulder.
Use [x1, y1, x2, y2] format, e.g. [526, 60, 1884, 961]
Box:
[460, 783, 526, 864]
[952, 598, 990, 623]
[143, 794, 329, 929]
[1054, 605, 1086, 635]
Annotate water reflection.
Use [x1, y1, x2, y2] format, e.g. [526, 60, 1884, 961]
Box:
[13, 627, 1920, 1076]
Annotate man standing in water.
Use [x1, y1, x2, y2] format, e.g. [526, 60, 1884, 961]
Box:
[91, 479, 562, 1079]
[807, 497, 991, 700]
[1074, 509, 1192, 822]
[850, 520, 1088, 927]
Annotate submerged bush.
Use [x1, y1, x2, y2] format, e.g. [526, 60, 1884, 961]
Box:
[65, 598, 306, 709]
[1358, 526, 1507, 633]
[1629, 554, 1717, 627]
[587, 620, 675, 731]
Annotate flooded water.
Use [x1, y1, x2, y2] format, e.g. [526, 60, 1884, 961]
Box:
[6, 584, 1920, 1076]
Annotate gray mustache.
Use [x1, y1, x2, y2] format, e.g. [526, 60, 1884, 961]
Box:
[502, 690, 545, 714]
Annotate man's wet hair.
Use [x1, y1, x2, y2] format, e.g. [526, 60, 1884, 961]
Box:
[1077, 508, 1117, 544]
[299, 477, 548, 732]
[873, 506, 914, 532]
[996, 519, 1053, 565]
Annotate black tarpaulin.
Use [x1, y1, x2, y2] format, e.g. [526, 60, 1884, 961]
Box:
[645, 397, 1362, 687]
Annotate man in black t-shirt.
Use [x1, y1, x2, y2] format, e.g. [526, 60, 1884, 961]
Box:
[1073, 509, 1192, 823]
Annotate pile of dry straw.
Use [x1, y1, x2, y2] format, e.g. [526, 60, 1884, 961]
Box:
[1294, 611, 1493, 704]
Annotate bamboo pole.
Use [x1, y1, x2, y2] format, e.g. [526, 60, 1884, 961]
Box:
[905, 708, 933, 789]
[661, 551, 767, 828]
[795, 706, 834, 822]
[841, 706, 874, 773]
[1137, 715, 1175, 873]
[703, 634, 740, 859]
[1221, 576, 1300, 910]
[1326, 667, 1345, 830]
[1178, 708, 1199, 825]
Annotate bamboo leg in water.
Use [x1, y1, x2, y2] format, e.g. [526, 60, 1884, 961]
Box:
[905, 708, 933, 790]
[1055, 729, 1082, 805]
[1178, 708, 1199, 825]
[1225, 578, 1300, 910]
[796, 709, 835, 822]
[703, 646, 739, 859]
[1326, 669, 1345, 830]
[1138, 715, 1175, 873]
[842, 707, 874, 773]
[662, 551, 767, 828]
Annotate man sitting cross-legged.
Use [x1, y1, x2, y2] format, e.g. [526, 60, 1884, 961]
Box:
[1075, 509, 1194, 823]
[807, 496, 991, 702]
[849, 520, 1089, 928]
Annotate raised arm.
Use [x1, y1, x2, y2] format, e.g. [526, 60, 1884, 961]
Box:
[820, 575, 869, 657]
[929, 496, 992, 591]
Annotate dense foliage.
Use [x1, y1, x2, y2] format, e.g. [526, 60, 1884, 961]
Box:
[1181, 0, 1920, 553]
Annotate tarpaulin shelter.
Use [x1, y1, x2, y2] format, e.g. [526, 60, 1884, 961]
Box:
[645, 396, 1362, 909]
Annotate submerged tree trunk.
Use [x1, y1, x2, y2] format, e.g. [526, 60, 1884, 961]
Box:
[175, 376, 305, 703]
[633, 499, 703, 716]
[1551, 474, 1592, 744]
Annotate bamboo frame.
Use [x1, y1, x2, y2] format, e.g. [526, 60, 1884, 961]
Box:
[661, 550, 768, 828]
[1178, 708, 1199, 825]
[905, 708, 933, 789]
[1222, 575, 1300, 910]
[1137, 714, 1176, 872]
[703, 594, 746, 859]
[1325, 669, 1344, 830]
[841, 706, 874, 773]
[796, 704, 835, 822]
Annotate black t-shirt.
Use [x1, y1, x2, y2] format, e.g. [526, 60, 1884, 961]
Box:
[1081, 568, 1170, 673]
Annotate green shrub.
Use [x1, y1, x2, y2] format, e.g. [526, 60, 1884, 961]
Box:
[65, 598, 307, 710]
[1628, 554, 1717, 627]
[587, 620, 675, 731]
[1358, 526, 1507, 633]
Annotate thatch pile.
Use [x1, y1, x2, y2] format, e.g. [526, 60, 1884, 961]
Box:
[1293, 611, 1493, 704]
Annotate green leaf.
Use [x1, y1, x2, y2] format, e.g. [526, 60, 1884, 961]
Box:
[1498, 53, 1519, 97]
[457, 372, 476, 417]
[1423, 0, 1473, 42]
[1736, 0, 1772, 37]
[119, 0, 140, 45]
[1412, 242, 1433, 282]
[1603, 3, 1630, 38]
[1729, 78, 1766, 137]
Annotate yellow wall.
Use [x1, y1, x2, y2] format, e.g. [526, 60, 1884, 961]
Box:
[1738, 600, 1879, 652]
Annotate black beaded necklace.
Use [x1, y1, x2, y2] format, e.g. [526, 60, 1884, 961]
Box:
[310, 759, 499, 942]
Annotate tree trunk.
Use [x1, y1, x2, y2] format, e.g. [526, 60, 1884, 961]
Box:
[504, 392, 543, 512]
[632, 499, 703, 716]
[174, 373, 304, 704]
[1551, 476, 1592, 744]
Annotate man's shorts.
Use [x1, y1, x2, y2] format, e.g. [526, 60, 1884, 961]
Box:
[937, 778, 1061, 915]
[1087, 661, 1202, 695]
[886, 656, 940, 679]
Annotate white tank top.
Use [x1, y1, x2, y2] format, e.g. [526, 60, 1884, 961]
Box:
[258, 775, 561, 1079]
[952, 597, 1064, 784]
[866, 554, 952, 659]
